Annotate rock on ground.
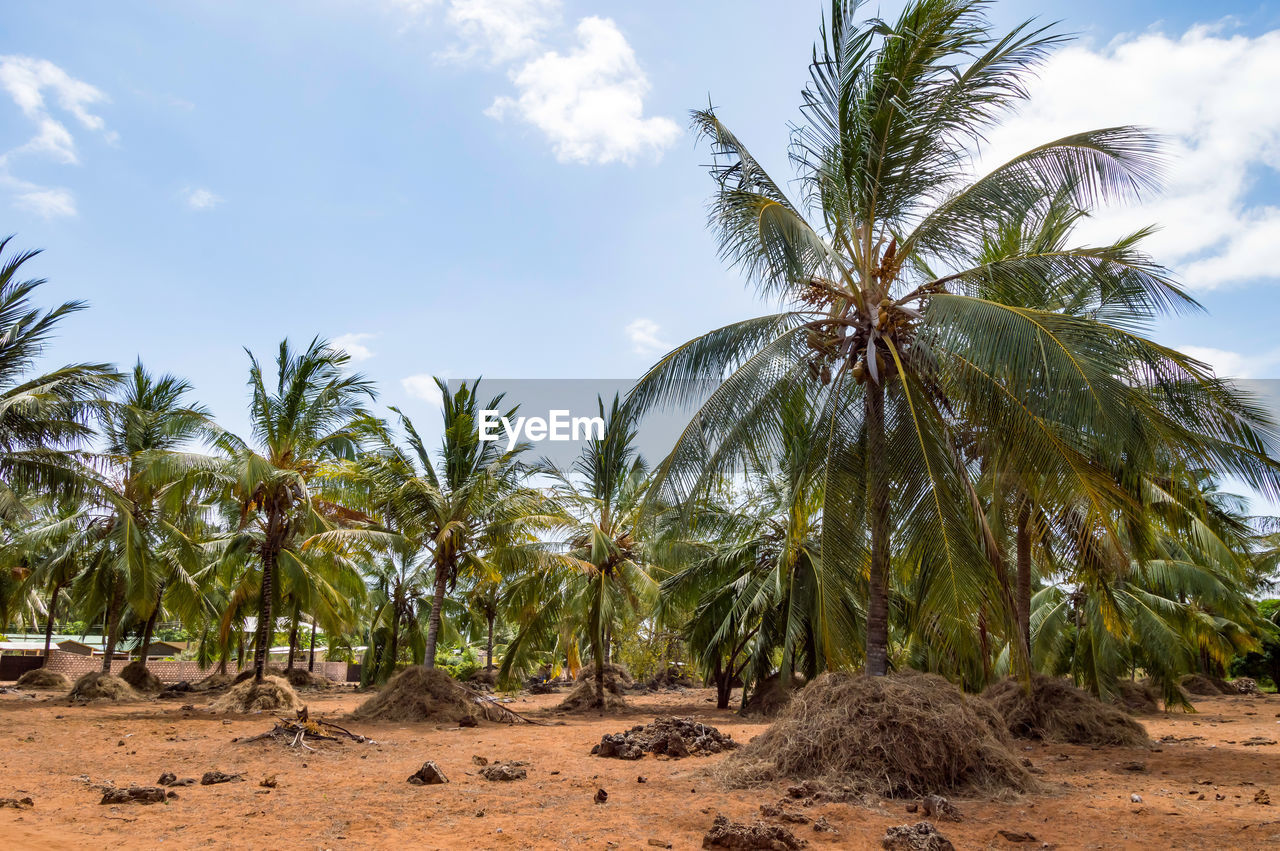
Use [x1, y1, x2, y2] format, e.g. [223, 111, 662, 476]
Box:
[881, 822, 955, 851]
[702, 814, 806, 849]
[407, 762, 449, 785]
[480, 762, 527, 782]
[594, 716, 738, 760]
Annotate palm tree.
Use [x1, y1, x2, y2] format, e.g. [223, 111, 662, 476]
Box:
[360, 541, 433, 683]
[629, 0, 1280, 676]
[343, 379, 539, 671]
[66, 362, 216, 673]
[15, 498, 95, 665]
[0, 237, 118, 520]
[502, 396, 659, 708]
[658, 388, 855, 708]
[216, 338, 374, 682]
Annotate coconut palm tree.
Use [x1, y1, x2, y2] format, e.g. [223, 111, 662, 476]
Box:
[0, 237, 118, 520]
[629, 0, 1280, 676]
[502, 396, 659, 708]
[215, 338, 375, 683]
[71, 362, 216, 672]
[359, 541, 432, 683]
[658, 388, 856, 707]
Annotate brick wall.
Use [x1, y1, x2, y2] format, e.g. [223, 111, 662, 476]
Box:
[39, 650, 351, 683]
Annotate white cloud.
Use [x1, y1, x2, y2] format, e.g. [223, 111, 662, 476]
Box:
[625, 317, 670, 356]
[0, 55, 111, 218]
[443, 0, 561, 64]
[1178, 345, 1280, 379]
[182, 187, 223, 210]
[333, 332, 376, 361]
[387, 0, 440, 19]
[977, 24, 1280, 292]
[487, 17, 680, 165]
[402, 374, 444, 407]
[13, 186, 76, 218]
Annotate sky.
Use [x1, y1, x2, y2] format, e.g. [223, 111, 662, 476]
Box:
[3, 0, 1280, 467]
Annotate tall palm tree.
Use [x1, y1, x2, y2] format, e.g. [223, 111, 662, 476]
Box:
[360, 541, 433, 683]
[502, 396, 659, 708]
[216, 338, 375, 682]
[339, 379, 541, 671]
[0, 237, 118, 520]
[658, 388, 853, 708]
[66, 363, 216, 672]
[629, 0, 1280, 675]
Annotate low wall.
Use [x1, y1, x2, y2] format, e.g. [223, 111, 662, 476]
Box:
[38, 650, 351, 683]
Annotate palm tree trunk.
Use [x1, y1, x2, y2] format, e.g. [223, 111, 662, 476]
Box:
[42, 580, 64, 667]
[486, 613, 495, 669]
[1015, 500, 1033, 664]
[253, 549, 276, 683]
[423, 562, 448, 669]
[387, 600, 401, 681]
[286, 609, 299, 670]
[137, 581, 166, 667]
[713, 657, 732, 710]
[308, 621, 317, 672]
[594, 639, 606, 708]
[864, 377, 891, 677]
[101, 579, 124, 674]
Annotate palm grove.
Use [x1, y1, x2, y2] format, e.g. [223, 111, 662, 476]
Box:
[4, 0, 1280, 712]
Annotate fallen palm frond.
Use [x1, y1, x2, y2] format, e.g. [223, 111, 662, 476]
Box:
[238, 715, 376, 751]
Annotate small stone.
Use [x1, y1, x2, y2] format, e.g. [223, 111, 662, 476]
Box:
[480, 763, 526, 782]
[637, 776, 647, 783]
[407, 762, 448, 785]
[647, 840, 671, 848]
[471, 755, 489, 766]
[595, 788, 608, 804]
[996, 830, 1038, 843]
[100, 786, 166, 805]
[1255, 789, 1271, 805]
[200, 771, 243, 786]
[921, 795, 960, 822]
[1130, 794, 1142, 803]
[260, 775, 277, 789]
[881, 821, 953, 851]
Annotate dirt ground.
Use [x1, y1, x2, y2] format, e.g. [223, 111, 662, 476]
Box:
[1, 681, 1279, 849]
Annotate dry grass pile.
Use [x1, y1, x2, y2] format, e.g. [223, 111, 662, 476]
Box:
[558, 666, 631, 712]
[192, 673, 234, 692]
[575, 663, 634, 686]
[742, 673, 804, 717]
[1180, 673, 1235, 696]
[69, 672, 138, 702]
[468, 667, 499, 689]
[593, 716, 738, 759]
[1112, 679, 1160, 714]
[119, 661, 163, 693]
[983, 675, 1149, 746]
[233, 666, 284, 685]
[719, 671, 1035, 798]
[351, 667, 477, 724]
[283, 669, 331, 690]
[15, 668, 70, 690]
[210, 675, 303, 713]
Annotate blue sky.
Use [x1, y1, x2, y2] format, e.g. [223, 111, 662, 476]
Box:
[3, 0, 1280, 453]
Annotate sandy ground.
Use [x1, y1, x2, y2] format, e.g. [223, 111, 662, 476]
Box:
[1, 681, 1279, 850]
